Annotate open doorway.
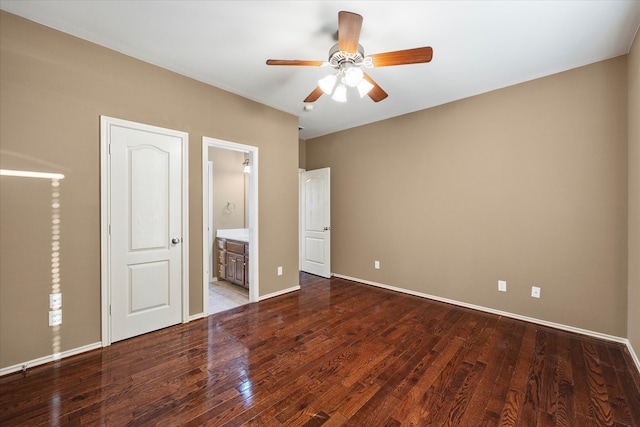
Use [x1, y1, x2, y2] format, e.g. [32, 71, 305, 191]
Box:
[202, 137, 259, 317]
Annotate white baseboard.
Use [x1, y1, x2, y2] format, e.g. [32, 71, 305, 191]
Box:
[259, 285, 301, 301]
[626, 341, 640, 374]
[0, 342, 102, 377]
[332, 273, 631, 345]
[189, 313, 205, 321]
[5, 279, 637, 378]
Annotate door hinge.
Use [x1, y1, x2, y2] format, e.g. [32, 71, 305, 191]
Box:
[109, 304, 112, 315]
[108, 224, 111, 235]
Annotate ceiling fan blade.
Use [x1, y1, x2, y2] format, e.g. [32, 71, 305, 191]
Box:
[266, 59, 324, 66]
[304, 86, 324, 103]
[363, 73, 388, 102]
[338, 11, 363, 53]
[369, 47, 433, 67]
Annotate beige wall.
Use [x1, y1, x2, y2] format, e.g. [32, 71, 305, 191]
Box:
[629, 31, 640, 355]
[307, 56, 629, 337]
[0, 11, 300, 369]
[299, 139, 307, 169]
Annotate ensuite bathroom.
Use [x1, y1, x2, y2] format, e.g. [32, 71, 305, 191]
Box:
[206, 146, 251, 314]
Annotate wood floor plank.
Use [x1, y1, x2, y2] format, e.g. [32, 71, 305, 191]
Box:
[598, 344, 635, 426]
[555, 333, 577, 427]
[1, 273, 639, 426]
[582, 340, 615, 426]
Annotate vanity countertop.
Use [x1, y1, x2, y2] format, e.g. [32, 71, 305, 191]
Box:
[216, 228, 249, 242]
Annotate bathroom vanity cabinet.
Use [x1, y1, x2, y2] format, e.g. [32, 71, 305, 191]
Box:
[216, 237, 249, 289]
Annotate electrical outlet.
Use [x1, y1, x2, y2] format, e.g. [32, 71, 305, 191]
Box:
[50, 293, 62, 309]
[375, 260, 380, 269]
[49, 310, 62, 326]
[277, 266, 283, 276]
[531, 286, 541, 298]
[498, 280, 507, 292]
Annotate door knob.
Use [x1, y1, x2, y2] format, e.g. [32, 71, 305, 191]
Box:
[171, 237, 181, 244]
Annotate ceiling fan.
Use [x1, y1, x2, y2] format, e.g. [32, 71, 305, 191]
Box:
[266, 11, 433, 103]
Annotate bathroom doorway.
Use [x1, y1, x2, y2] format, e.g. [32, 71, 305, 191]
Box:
[202, 137, 259, 316]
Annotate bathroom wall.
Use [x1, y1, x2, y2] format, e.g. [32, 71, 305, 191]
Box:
[208, 146, 246, 278]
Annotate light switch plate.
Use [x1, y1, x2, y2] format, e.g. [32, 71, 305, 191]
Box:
[498, 280, 507, 292]
[277, 266, 283, 276]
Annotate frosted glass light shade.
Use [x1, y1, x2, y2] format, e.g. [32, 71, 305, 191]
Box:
[344, 67, 364, 87]
[357, 79, 374, 97]
[332, 83, 347, 102]
[318, 74, 337, 94]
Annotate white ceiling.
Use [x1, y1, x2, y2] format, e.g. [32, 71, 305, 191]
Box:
[1, 1, 639, 139]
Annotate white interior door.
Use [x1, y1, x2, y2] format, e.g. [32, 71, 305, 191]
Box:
[103, 117, 187, 343]
[300, 168, 331, 278]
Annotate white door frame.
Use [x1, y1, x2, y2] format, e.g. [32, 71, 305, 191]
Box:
[208, 161, 215, 282]
[100, 116, 189, 347]
[202, 137, 259, 316]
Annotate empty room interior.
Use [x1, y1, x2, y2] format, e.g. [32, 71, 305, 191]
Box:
[1, 1, 639, 425]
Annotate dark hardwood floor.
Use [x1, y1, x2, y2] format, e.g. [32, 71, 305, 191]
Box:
[2, 273, 640, 426]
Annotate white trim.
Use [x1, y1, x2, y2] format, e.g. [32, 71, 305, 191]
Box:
[627, 341, 640, 374]
[0, 342, 102, 377]
[202, 137, 259, 318]
[100, 118, 109, 346]
[189, 313, 205, 322]
[259, 285, 301, 301]
[100, 116, 189, 346]
[333, 273, 630, 345]
[3, 279, 636, 378]
[298, 168, 305, 271]
[208, 161, 215, 282]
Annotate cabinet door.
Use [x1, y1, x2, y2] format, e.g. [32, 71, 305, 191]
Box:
[244, 244, 249, 288]
[227, 253, 245, 286]
[234, 254, 245, 286]
[226, 253, 238, 283]
[244, 256, 249, 288]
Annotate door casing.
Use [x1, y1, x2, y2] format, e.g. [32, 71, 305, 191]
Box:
[202, 137, 259, 317]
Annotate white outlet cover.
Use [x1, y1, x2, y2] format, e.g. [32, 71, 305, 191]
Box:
[498, 280, 507, 292]
[375, 260, 380, 269]
[531, 286, 541, 298]
[277, 266, 283, 276]
[49, 309, 62, 326]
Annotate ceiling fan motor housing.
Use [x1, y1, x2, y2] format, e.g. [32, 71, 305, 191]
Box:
[328, 43, 366, 69]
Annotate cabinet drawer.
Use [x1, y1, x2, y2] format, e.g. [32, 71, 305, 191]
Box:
[217, 251, 226, 264]
[216, 238, 226, 250]
[227, 241, 245, 255]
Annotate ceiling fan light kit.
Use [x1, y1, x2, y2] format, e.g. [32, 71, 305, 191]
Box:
[266, 11, 433, 104]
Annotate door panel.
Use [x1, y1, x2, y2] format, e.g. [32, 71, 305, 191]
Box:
[129, 261, 169, 313]
[108, 120, 185, 343]
[300, 168, 331, 278]
[130, 147, 169, 251]
[304, 237, 325, 264]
